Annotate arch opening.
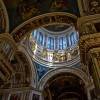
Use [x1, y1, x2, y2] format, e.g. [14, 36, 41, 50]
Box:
[42, 72, 88, 100]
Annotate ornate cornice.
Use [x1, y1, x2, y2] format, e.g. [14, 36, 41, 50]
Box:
[79, 33, 100, 64]
[11, 12, 77, 42]
[77, 14, 100, 37]
[89, 47, 100, 59]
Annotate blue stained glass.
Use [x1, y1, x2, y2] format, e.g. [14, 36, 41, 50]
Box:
[43, 34, 45, 46]
[63, 37, 66, 49]
[59, 37, 62, 50]
[55, 37, 58, 49]
[47, 37, 54, 49]
[68, 36, 71, 47]
[59, 37, 66, 50]
[66, 36, 69, 47]
[70, 34, 73, 45]
[70, 32, 74, 45]
[47, 37, 50, 49]
[32, 30, 37, 38]
[32, 28, 78, 50]
[51, 37, 54, 49]
[39, 32, 43, 45]
[74, 32, 79, 42]
[72, 32, 76, 43]
[36, 31, 39, 41]
[74, 32, 78, 42]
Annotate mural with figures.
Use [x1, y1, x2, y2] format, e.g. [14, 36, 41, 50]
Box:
[3, 0, 80, 31]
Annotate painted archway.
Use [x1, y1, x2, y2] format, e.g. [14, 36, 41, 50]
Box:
[38, 67, 92, 100]
[38, 67, 91, 90]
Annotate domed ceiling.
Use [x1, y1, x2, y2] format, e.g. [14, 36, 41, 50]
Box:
[3, 0, 80, 31]
[0, 0, 80, 67]
[43, 24, 70, 33]
[26, 24, 80, 67]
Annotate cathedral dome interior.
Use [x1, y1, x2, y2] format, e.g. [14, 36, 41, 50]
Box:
[27, 24, 79, 66]
[0, 0, 100, 100]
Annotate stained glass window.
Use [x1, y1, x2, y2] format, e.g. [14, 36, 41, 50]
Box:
[70, 32, 75, 45]
[38, 32, 43, 45]
[31, 28, 78, 50]
[59, 37, 66, 50]
[47, 37, 54, 49]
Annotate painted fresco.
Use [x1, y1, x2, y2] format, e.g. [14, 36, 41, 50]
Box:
[33, 62, 51, 81]
[3, 0, 80, 31]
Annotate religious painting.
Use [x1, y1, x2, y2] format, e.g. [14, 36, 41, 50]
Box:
[49, 0, 80, 16]
[3, 0, 80, 31]
[3, 0, 41, 31]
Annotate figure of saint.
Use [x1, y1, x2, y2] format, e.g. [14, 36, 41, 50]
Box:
[17, 0, 40, 21]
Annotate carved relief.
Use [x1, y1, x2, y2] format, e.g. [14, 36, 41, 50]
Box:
[77, 14, 100, 37]
[89, 0, 100, 14]
[79, 33, 100, 64]
[79, 0, 100, 15]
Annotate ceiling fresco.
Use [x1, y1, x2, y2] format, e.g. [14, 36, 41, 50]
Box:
[33, 61, 51, 81]
[3, 0, 80, 31]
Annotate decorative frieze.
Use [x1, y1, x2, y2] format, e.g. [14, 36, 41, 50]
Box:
[11, 12, 77, 42]
[77, 14, 100, 37]
[79, 33, 100, 64]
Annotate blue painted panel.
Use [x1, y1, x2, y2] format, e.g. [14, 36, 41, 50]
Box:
[34, 62, 50, 80]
